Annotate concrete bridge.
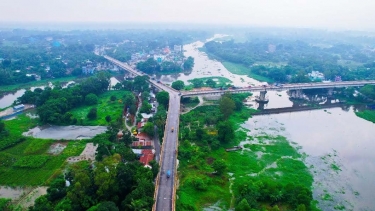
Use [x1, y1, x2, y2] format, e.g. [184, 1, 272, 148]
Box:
[180, 80, 375, 102]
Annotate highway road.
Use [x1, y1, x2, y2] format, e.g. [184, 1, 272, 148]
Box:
[105, 56, 180, 211]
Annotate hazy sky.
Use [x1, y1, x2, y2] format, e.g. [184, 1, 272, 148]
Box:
[2, 0, 375, 30]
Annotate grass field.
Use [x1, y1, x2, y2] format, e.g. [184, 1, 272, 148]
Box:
[222, 61, 274, 83]
[0, 114, 87, 186]
[187, 76, 232, 87]
[70, 90, 130, 126]
[355, 109, 375, 123]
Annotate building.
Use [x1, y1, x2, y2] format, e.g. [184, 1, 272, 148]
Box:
[308, 71, 325, 81]
[139, 149, 155, 166]
[13, 104, 25, 111]
[153, 55, 165, 64]
[174, 45, 182, 52]
[268, 44, 276, 53]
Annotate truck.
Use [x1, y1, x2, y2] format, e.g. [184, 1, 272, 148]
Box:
[167, 170, 171, 178]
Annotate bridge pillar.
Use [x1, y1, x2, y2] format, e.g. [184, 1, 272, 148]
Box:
[255, 90, 269, 103]
[259, 91, 267, 101]
[327, 88, 334, 96]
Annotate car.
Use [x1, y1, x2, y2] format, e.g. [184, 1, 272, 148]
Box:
[157, 80, 161, 83]
[171, 127, 174, 132]
[167, 170, 171, 178]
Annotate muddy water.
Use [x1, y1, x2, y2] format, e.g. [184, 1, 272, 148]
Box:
[242, 107, 375, 210]
[157, 35, 261, 87]
[23, 125, 107, 140]
[0, 86, 44, 109]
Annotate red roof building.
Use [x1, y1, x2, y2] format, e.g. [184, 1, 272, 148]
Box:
[139, 149, 154, 165]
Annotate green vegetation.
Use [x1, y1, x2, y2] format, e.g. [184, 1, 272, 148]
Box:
[177, 94, 315, 211]
[183, 56, 195, 70]
[187, 76, 232, 89]
[222, 61, 274, 83]
[172, 80, 185, 90]
[13, 155, 50, 168]
[355, 110, 375, 123]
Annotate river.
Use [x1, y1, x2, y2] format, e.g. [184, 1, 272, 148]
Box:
[157, 35, 261, 87]
[179, 35, 375, 210]
[0, 77, 119, 109]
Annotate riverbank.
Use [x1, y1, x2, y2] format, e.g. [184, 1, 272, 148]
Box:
[355, 109, 375, 123]
[176, 105, 316, 210]
[0, 76, 77, 94]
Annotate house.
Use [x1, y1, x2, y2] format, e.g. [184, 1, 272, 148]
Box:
[139, 149, 155, 165]
[308, 71, 325, 81]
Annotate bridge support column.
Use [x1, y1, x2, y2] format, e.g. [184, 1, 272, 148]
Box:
[255, 90, 269, 103]
[259, 90, 267, 101]
[327, 88, 334, 96]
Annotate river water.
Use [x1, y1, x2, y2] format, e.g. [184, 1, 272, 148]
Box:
[158, 35, 261, 87]
[0, 77, 119, 109]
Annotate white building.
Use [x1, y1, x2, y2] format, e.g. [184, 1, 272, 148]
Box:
[308, 71, 325, 81]
[174, 45, 182, 52]
[153, 55, 165, 63]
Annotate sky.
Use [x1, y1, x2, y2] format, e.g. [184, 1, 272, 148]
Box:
[1, 0, 375, 31]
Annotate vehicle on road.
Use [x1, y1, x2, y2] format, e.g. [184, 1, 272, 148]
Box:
[171, 127, 174, 132]
[167, 170, 171, 178]
[157, 80, 161, 83]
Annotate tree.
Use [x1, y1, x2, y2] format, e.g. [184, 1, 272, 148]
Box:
[183, 56, 194, 70]
[217, 121, 234, 144]
[212, 159, 227, 175]
[85, 93, 98, 105]
[236, 199, 251, 211]
[156, 91, 169, 108]
[110, 95, 117, 102]
[172, 80, 185, 90]
[191, 79, 204, 88]
[149, 160, 159, 179]
[105, 115, 111, 123]
[219, 96, 235, 119]
[139, 101, 152, 114]
[296, 204, 306, 211]
[87, 107, 98, 120]
[0, 120, 9, 136]
[142, 122, 154, 137]
[206, 78, 216, 88]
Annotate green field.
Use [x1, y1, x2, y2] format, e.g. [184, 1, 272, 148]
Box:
[355, 109, 375, 123]
[70, 90, 130, 126]
[0, 114, 87, 186]
[222, 61, 274, 83]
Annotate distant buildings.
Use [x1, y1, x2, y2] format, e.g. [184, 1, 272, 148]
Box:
[308, 71, 325, 81]
[268, 44, 276, 53]
[154, 55, 165, 64]
[174, 45, 182, 52]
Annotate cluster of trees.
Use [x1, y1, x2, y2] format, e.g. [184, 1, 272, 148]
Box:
[136, 58, 185, 74]
[204, 37, 375, 83]
[183, 56, 194, 70]
[235, 179, 312, 211]
[30, 153, 156, 211]
[17, 72, 111, 124]
[0, 120, 9, 137]
[171, 80, 185, 90]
